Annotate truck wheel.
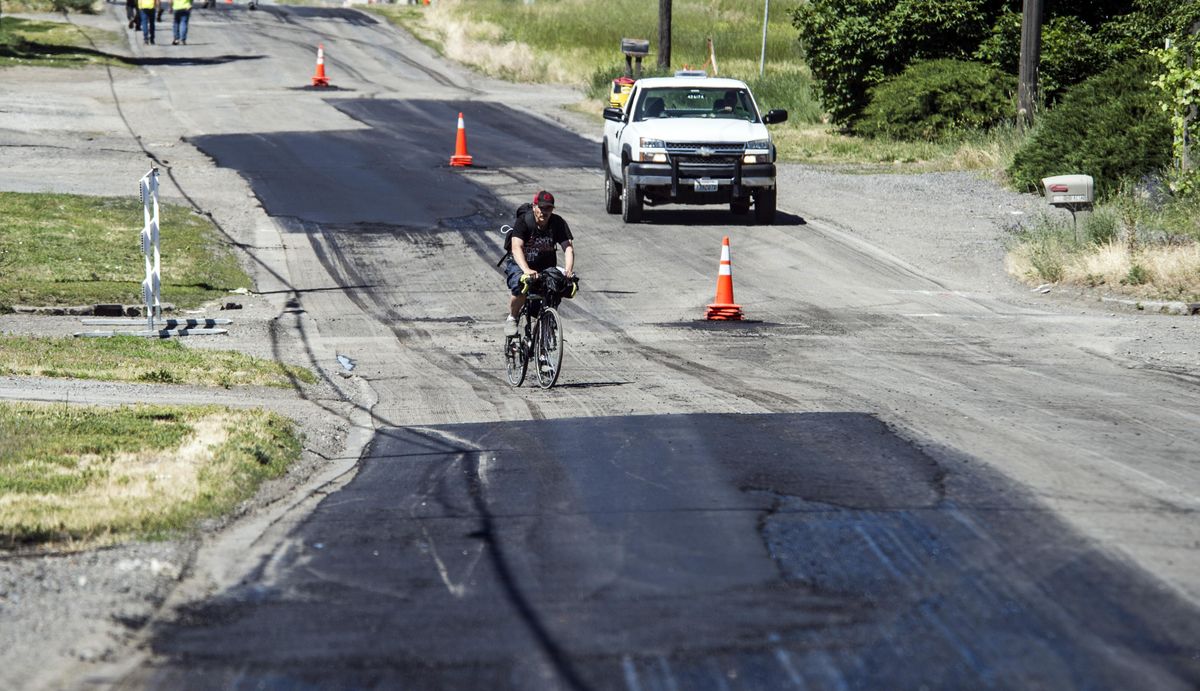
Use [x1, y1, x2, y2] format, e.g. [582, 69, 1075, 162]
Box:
[604, 168, 621, 215]
[754, 188, 776, 225]
[622, 167, 642, 223]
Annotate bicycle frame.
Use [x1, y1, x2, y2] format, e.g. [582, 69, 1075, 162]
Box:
[504, 285, 565, 389]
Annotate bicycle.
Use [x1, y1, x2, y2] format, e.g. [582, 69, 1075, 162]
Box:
[504, 267, 577, 389]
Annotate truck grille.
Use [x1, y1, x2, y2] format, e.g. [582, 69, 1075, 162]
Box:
[665, 142, 744, 166]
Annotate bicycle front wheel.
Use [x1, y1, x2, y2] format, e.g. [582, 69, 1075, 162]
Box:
[504, 334, 527, 386]
[534, 307, 563, 389]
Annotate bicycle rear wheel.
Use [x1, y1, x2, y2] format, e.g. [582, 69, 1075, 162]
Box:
[504, 333, 527, 386]
[534, 307, 563, 389]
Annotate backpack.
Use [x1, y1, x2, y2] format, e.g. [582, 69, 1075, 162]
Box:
[496, 202, 533, 266]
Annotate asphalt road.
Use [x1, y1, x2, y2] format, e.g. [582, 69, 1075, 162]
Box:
[120, 415, 1200, 689]
[53, 2, 1200, 688]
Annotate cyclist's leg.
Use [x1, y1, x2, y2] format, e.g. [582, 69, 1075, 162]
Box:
[504, 258, 526, 336]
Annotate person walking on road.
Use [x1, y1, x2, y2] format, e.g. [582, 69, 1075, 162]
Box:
[503, 190, 575, 336]
[137, 0, 159, 44]
[171, 0, 192, 45]
[125, 0, 141, 31]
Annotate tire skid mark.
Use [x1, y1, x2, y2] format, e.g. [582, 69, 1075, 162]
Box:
[306, 222, 547, 422]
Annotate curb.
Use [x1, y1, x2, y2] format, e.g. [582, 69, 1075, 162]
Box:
[1099, 296, 1200, 316]
[10, 303, 176, 317]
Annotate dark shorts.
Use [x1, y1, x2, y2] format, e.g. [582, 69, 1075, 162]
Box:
[504, 258, 526, 296]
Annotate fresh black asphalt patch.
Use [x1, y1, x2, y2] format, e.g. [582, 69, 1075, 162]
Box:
[123, 413, 1200, 690]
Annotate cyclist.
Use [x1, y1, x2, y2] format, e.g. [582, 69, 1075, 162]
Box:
[504, 190, 574, 337]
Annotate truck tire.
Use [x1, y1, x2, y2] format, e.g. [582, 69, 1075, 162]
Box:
[754, 188, 776, 225]
[604, 168, 621, 215]
[622, 167, 642, 223]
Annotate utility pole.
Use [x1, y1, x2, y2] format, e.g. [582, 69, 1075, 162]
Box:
[658, 0, 672, 71]
[759, 0, 770, 77]
[1017, 0, 1043, 129]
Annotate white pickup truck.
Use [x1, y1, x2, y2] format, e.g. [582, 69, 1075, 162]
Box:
[602, 73, 788, 224]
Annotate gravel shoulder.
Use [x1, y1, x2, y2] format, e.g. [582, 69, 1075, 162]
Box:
[1, 8, 1197, 691]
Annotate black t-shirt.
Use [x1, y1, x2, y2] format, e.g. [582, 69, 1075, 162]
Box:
[513, 213, 572, 271]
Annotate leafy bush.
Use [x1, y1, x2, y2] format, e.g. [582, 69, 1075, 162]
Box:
[856, 59, 1014, 141]
[791, 0, 999, 127]
[793, 0, 1200, 128]
[1007, 55, 1171, 200]
[1098, 0, 1200, 60]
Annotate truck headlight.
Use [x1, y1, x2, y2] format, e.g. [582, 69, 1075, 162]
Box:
[639, 138, 668, 163]
[743, 139, 770, 163]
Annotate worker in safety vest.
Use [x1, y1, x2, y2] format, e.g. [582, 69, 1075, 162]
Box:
[172, 0, 192, 45]
[137, 0, 159, 45]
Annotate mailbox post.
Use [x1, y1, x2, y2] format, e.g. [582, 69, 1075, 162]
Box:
[1042, 174, 1094, 241]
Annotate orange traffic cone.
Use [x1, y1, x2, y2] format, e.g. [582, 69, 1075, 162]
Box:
[311, 44, 330, 87]
[706, 236, 744, 320]
[449, 112, 473, 167]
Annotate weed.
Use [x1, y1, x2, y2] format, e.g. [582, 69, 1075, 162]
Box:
[1122, 264, 1149, 285]
[136, 368, 178, 384]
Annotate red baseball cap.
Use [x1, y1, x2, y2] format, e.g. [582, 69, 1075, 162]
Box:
[533, 190, 555, 208]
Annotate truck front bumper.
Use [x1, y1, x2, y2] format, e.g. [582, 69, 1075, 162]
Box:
[626, 162, 776, 197]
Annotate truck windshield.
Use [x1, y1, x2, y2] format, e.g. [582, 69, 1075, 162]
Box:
[633, 87, 759, 123]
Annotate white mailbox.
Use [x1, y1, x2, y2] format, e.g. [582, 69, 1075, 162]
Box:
[1042, 174, 1094, 210]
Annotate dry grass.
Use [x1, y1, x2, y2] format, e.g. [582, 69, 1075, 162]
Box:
[378, 3, 582, 84]
[1007, 240, 1200, 300]
[0, 403, 301, 550]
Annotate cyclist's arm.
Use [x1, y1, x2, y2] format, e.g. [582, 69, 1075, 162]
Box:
[511, 237, 536, 276]
[560, 240, 574, 277]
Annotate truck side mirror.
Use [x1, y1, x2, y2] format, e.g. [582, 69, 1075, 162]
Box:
[763, 109, 788, 125]
[603, 107, 625, 122]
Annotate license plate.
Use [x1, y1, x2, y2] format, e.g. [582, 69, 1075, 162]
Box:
[694, 179, 718, 192]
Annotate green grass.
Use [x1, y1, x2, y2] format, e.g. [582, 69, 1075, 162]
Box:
[0, 335, 317, 388]
[0, 191, 251, 310]
[0, 16, 126, 69]
[774, 122, 1029, 172]
[0, 402, 302, 549]
[374, 0, 821, 124]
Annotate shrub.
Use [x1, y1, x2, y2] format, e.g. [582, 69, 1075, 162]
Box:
[791, 0, 1000, 127]
[1007, 55, 1171, 200]
[856, 59, 1014, 141]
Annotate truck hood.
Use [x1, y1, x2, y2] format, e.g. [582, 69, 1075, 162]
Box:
[633, 118, 769, 144]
